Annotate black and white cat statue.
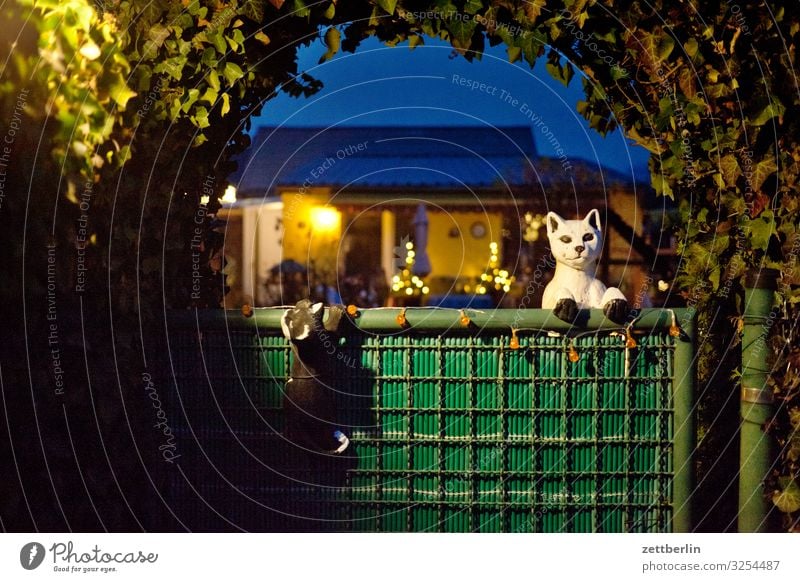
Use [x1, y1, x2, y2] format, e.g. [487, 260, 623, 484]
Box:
[281, 299, 350, 454]
[542, 209, 629, 323]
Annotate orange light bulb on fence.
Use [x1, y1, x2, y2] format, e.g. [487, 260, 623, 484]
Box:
[510, 329, 520, 350]
[625, 330, 638, 349]
[396, 309, 407, 327]
[241, 303, 253, 318]
[460, 311, 471, 327]
[347, 304, 359, 317]
[568, 345, 580, 363]
[669, 324, 680, 337]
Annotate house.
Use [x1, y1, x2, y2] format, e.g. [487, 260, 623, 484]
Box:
[219, 125, 664, 308]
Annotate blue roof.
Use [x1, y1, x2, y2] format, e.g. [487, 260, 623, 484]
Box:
[232, 125, 634, 198]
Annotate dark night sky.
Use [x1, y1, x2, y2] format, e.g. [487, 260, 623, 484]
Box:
[253, 35, 651, 181]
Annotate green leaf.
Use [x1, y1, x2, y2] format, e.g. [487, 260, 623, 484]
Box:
[752, 156, 778, 192]
[254, 31, 271, 46]
[169, 97, 182, 121]
[200, 87, 218, 105]
[319, 27, 340, 63]
[292, 0, 311, 18]
[684, 38, 698, 59]
[752, 96, 786, 126]
[447, 17, 477, 51]
[610, 65, 628, 81]
[519, 30, 544, 66]
[192, 106, 210, 129]
[658, 35, 675, 60]
[747, 210, 775, 251]
[222, 62, 244, 86]
[207, 69, 220, 91]
[636, 29, 675, 70]
[241, 0, 265, 22]
[147, 23, 170, 50]
[464, 0, 483, 15]
[408, 35, 424, 49]
[524, 0, 548, 22]
[154, 56, 186, 81]
[708, 266, 721, 290]
[227, 29, 245, 52]
[376, 0, 398, 15]
[182, 88, 200, 113]
[773, 479, 800, 513]
[109, 73, 137, 109]
[201, 47, 217, 67]
[117, 145, 132, 165]
[719, 154, 741, 187]
[220, 93, 231, 116]
[652, 173, 674, 198]
[209, 30, 227, 54]
[545, 60, 573, 86]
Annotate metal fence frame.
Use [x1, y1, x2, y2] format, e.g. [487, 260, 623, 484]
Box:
[163, 307, 696, 532]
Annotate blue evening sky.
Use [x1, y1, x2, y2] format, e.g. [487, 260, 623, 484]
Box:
[252, 35, 650, 180]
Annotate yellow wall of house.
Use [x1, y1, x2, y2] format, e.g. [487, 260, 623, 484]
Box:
[280, 190, 341, 277]
[279, 191, 503, 282]
[427, 210, 504, 279]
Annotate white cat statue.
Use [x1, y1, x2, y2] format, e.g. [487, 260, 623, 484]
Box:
[542, 209, 629, 323]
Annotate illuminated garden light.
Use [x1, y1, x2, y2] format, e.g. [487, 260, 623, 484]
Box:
[221, 184, 237, 204]
[310, 206, 340, 232]
[392, 238, 429, 299]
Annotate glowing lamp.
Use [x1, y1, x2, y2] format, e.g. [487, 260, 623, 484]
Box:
[509, 329, 520, 350]
[311, 206, 340, 232]
[222, 185, 237, 204]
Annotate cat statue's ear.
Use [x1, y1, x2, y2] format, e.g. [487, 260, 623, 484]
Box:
[546, 211, 566, 235]
[584, 208, 601, 232]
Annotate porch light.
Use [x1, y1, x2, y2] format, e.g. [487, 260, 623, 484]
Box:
[222, 184, 237, 204]
[311, 206, 340, 232]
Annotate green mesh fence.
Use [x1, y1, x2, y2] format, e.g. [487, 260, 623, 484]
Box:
[163, 308, 695, 532]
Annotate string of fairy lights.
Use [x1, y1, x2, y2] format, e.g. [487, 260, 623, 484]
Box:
[476, 241, 515, 295]
[392, 240, 516, 298]
[391, 240, 430, 296]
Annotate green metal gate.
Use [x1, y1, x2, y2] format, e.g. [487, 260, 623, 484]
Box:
[164, 308, 695, 532]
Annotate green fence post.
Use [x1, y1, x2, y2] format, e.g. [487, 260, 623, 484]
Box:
[672, 311, 696, 533]
[738, 269, 779, 533]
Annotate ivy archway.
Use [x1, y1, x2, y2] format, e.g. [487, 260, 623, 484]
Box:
[1, 0, 798, 531]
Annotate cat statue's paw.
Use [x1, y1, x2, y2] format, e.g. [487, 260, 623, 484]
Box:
[603, 299, 629, 323]
[554, 298, 578, 322]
